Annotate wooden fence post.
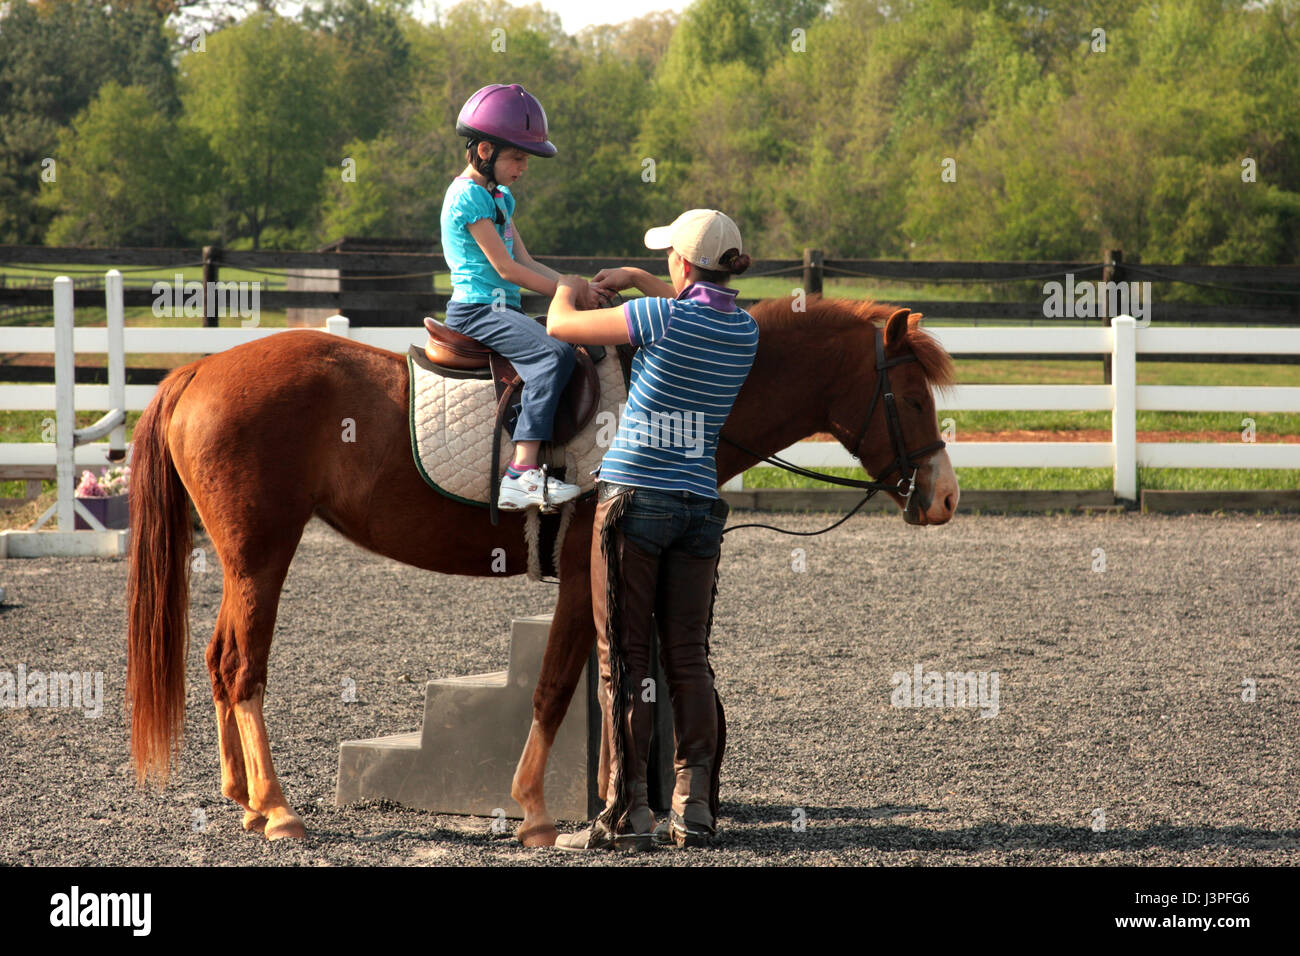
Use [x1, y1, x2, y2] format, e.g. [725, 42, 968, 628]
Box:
[202, 245, 220, 328]
[802, 248, 823, 297]
[1101, 249, 1121, 384]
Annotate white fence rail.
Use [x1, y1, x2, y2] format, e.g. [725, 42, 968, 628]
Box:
[1, 277, 1298, 504]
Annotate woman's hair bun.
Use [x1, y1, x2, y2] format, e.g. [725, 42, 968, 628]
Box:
[720, 249, 751, 275]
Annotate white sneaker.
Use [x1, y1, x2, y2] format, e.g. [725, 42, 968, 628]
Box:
[498, 466, 582, 512]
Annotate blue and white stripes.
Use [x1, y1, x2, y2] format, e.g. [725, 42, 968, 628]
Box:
[599, 283, 759, 498]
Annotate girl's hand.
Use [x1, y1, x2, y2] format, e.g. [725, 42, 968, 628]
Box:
[565, 277, 607, 310]
[554, 274, 585, 298]
[554, 274, 598, 308]
[582, 281, 616, 309]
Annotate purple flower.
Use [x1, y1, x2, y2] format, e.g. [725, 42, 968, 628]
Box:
[75, 471, 106, 498]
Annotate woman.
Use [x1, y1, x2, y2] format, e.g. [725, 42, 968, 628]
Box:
[545, 209, 758, 850]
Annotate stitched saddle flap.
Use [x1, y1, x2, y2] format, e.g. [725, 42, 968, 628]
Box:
[406, 344, 627, 509]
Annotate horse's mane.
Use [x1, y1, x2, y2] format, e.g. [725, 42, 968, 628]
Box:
[750, 296, 956, 391]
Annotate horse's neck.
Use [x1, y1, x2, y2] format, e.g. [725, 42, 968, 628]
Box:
[715, 330, 848, 485]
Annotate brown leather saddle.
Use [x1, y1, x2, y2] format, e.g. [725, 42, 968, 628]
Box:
[421, 315, 605, 525]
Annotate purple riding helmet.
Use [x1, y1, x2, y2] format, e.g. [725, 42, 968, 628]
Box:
[456, 84, 556, 193]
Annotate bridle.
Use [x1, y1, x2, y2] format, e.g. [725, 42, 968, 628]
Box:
[719, 325, 946, 536]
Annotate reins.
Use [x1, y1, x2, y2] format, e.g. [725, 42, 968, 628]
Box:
[718, 326, 945, 538]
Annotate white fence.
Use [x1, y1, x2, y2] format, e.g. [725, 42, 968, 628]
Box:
[0, 311, 428, 471]
[1, 280, 1298, 502]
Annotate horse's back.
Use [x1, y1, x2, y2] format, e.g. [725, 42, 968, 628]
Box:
[166, 330, 410, 524]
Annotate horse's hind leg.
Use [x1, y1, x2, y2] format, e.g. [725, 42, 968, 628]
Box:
[208, 554, 308, 840]
[205, 600, 267, 832]
[214, 698, 265, 832]
[233, 683, 304, 840]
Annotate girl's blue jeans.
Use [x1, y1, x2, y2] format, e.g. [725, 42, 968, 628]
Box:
[444, 300, 577, 443]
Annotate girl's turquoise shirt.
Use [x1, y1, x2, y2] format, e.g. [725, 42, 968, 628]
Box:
[440, 176, 520, 307]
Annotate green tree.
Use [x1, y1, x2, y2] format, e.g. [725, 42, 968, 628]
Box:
[0, 0, 178, 243]
[39, 83, 215, 246]
[302, 0, 413, 142]
[181, 13, 343, 247]
[316, 0, 658, 255]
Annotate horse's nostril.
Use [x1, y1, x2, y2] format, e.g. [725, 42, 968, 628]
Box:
[944, 494, 954, 511]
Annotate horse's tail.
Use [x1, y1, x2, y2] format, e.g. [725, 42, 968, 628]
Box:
[126, 363, 199, 787]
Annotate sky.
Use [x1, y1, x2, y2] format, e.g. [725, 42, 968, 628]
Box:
[415, 0, 690, 34]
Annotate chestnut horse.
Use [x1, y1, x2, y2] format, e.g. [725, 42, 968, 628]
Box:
[126, 298, 958, 844]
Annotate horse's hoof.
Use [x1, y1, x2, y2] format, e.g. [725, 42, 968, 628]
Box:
[242, 811, 268, 833]
[264, 810, 306, 841]
[517, 822, 558, 847]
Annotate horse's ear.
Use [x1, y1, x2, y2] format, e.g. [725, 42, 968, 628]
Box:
[885, 308, 910, 347]
[909, 312, 924, 327]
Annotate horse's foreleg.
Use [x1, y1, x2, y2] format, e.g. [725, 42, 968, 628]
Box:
[512, 722, 560, 847]
[512, 605, 596, 846]
[511, 505, 596, 847]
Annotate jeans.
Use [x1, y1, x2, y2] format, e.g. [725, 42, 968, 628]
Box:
[444, 300, 576, 443]
[613, 486, 729, 559]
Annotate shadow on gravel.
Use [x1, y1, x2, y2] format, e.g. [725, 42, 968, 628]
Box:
[726, 803, 942, 823]
[724, 813, 1300, 853]
[304, 828, 494, 846]
[306, 801, 518, 847]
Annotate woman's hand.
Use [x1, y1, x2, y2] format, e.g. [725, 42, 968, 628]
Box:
[591, 267, 636, 294]
[548, 276, 632, 345]
[592, 266, 673, 299]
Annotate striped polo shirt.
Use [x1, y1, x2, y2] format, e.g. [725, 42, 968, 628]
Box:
[597, 281, 759, 498]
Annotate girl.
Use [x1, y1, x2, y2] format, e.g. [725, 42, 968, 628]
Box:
[545, 209, 758, 850]
[439, 83, 605, 511]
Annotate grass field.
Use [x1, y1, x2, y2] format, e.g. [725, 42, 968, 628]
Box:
[3, 270, 1297, 511]
[741, 465, 1300, 491]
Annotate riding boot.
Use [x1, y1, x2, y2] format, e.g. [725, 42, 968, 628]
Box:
[589, 492, 659, 839]
[654, 547, 724, 833]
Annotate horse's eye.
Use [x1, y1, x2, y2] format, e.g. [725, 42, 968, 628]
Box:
[905, 397, 923, 412]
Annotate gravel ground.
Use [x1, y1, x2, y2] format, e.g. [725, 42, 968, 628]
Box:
[1, 510, 1297, 867]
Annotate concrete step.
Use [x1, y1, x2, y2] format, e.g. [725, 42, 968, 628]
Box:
[336, 614, 674, 822]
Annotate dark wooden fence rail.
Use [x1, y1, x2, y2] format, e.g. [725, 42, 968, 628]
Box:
[0, 274, 100, 321]
[3, 243, 1298, 362]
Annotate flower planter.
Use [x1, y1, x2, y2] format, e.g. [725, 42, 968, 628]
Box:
[75, 493, 130, 530]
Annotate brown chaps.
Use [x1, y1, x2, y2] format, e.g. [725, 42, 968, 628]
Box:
[590, 489, 727, 836]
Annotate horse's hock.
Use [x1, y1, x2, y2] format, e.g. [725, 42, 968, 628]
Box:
[336, 614, 675, 822]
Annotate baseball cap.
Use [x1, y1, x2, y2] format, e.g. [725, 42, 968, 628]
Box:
[643, 209, 743, 269]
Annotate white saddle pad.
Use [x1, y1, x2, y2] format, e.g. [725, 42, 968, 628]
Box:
[407, 347, 626, 507]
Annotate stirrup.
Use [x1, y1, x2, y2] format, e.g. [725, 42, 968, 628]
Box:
[538, 463, 555, 513]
